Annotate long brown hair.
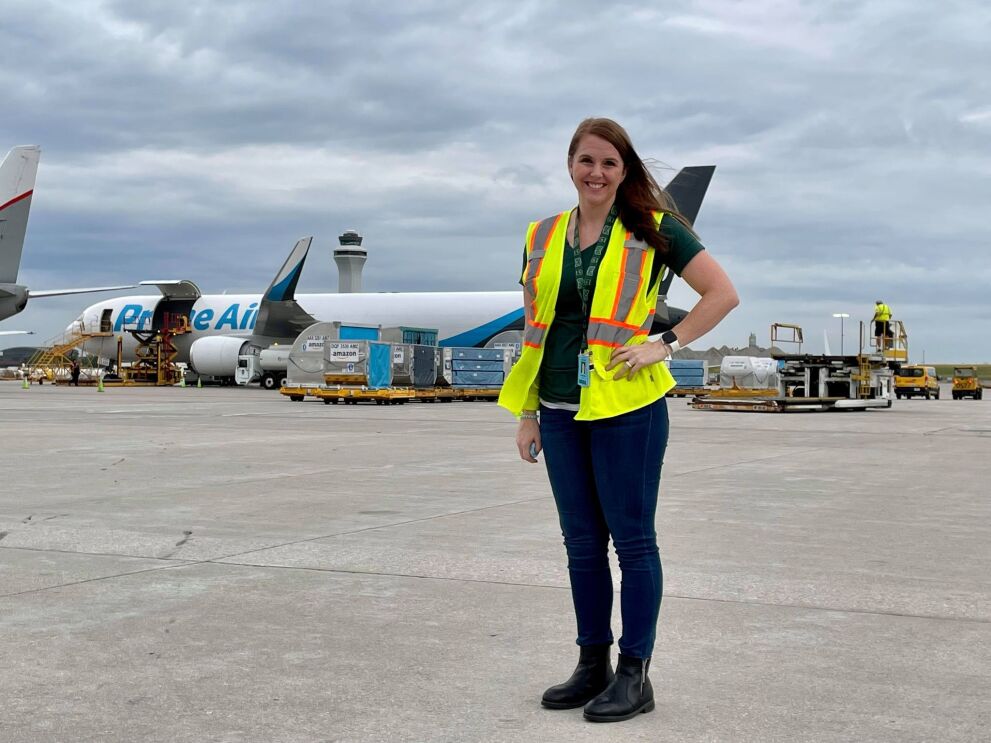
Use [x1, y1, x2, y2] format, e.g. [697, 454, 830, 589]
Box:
[568, 118, 693, 257]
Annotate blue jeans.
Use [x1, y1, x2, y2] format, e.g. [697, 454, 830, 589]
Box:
[539, 398, 669, 659]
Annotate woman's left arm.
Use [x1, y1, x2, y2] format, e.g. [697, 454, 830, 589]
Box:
[664, 250, 739, 347]
[609, 251, 738, 377]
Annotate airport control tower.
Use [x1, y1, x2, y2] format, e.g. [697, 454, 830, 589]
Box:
[334, 229, 366, 293]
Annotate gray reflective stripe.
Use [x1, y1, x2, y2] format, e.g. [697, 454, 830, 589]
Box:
[528, 216, 560, 258]
[614, 237, 648, 325]
[524, 324, 547, 347]
[522, 216, 563, 349]
[587, 321, 636, 347]
[523, 216, 559, 290]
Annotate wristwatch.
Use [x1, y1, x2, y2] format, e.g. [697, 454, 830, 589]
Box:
[660, 330, 681, 354]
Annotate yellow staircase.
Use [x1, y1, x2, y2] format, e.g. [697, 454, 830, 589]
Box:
[25, 322, 113, 382]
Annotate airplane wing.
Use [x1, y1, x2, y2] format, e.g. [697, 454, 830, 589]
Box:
[29, 285, 135, 298]
[252, 237, 318, 338]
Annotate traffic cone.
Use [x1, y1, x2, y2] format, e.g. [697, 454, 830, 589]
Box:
[196, 376, 202, 389]
[22, 376, 29, 390]
[179, 372, 186, 388]
[97, 376, 105, 393]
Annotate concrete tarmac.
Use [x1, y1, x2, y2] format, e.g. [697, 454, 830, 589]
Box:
[1, 383, 989, 743]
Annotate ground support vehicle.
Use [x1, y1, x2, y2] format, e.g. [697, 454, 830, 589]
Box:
[951, 367, 983, 400]
[691, 322, 895, 413]
[894, 365, 940, 399]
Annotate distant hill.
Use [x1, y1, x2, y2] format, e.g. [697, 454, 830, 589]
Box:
[673, 344, 782, 370]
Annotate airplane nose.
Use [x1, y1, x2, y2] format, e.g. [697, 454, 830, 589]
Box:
[66, 315, 84, 335]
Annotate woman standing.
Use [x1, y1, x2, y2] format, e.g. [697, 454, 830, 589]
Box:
[498, 118, 738, 723]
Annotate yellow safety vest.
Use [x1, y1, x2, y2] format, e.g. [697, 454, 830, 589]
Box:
[874, 303, 891, 322]
[498, 209, 677, 421]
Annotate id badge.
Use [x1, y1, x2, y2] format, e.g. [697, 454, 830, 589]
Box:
[577, 351, 591, 388]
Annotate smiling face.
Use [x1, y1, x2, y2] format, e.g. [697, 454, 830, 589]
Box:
[568, 134, 626, 211]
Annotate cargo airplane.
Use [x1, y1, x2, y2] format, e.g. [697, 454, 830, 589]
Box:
[0, 145, 133, 335]
[69, 166, 716, 383]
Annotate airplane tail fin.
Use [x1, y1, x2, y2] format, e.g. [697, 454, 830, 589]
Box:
[264, 236, 311, 302]
[254, 237, 318, 338]
[663, 165, 715, 226]
[655, 165, 716, 303]
[0, 146, 41, 284]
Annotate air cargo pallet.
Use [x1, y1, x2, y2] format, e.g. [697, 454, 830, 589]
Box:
[315, 386, 457, 405]
[279, 385, 326, 401]
[690, 395, 892, 413]
[281, 385, 499, 404]
[667, 386, 712, 398]
[452, 387, 501, 401]
[317, 387, 417, 405]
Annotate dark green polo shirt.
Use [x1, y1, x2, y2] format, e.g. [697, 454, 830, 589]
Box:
[520, 216, 705, 405]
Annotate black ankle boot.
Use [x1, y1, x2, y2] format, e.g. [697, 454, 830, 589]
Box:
[583, 653, 654, 722]
[541, 643, 615, 709]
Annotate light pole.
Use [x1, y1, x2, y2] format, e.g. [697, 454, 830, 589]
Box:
[832, 313, 850, 355]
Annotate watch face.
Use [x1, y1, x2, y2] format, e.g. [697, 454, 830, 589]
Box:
[661, 330, 678, 344]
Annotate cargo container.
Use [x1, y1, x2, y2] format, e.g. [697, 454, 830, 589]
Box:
[452, 370, 504, 387]
[390, 344, 438, 387]
[666, 358, 707, 388]
[381, 326, 439, 346]
[484, 330, 523, 361]
[285, 322, 346, 387]
[719, 356, 779, 390]
[437, 346, 513, 387]
[323, 340, 393, 388]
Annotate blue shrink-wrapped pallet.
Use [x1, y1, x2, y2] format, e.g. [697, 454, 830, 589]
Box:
[324, 340, 393, 388]
[669, 359, 706, 371]
[452, 359, 505, 372]
[366, 342, 392, 388]
[451, 348, 506, 361]
[452, 370, 504, 387]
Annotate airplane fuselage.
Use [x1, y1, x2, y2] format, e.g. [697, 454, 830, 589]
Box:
[73, 291, 526, 365]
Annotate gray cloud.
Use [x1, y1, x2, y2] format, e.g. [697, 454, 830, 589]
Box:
[2, 0, 989, 361]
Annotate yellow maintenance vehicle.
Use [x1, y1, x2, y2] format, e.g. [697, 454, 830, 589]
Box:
[951, 366, 983, 400]
[894, 365, 940, 400]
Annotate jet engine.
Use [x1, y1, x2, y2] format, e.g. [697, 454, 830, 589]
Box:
[188, 336, 254, 379]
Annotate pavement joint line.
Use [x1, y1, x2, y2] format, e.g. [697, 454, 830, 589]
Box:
[201, 561, 991, 625]
[0, 495, 552, 579]
[668, 449, 820, 477]
[17, 550, 983, 628]
[6, 543, 987, 627]
[201, 495, 554, 564]
[0, 560, 197, 599]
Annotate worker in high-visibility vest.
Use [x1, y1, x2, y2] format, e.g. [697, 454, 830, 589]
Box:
[873, 300, 892, 350]
[499, 118, 738, 723]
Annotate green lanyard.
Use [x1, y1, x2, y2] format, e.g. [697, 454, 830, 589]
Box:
[570, 204, 617, 349]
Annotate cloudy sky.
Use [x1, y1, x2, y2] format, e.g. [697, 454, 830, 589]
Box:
[2, 0, 988, 361]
